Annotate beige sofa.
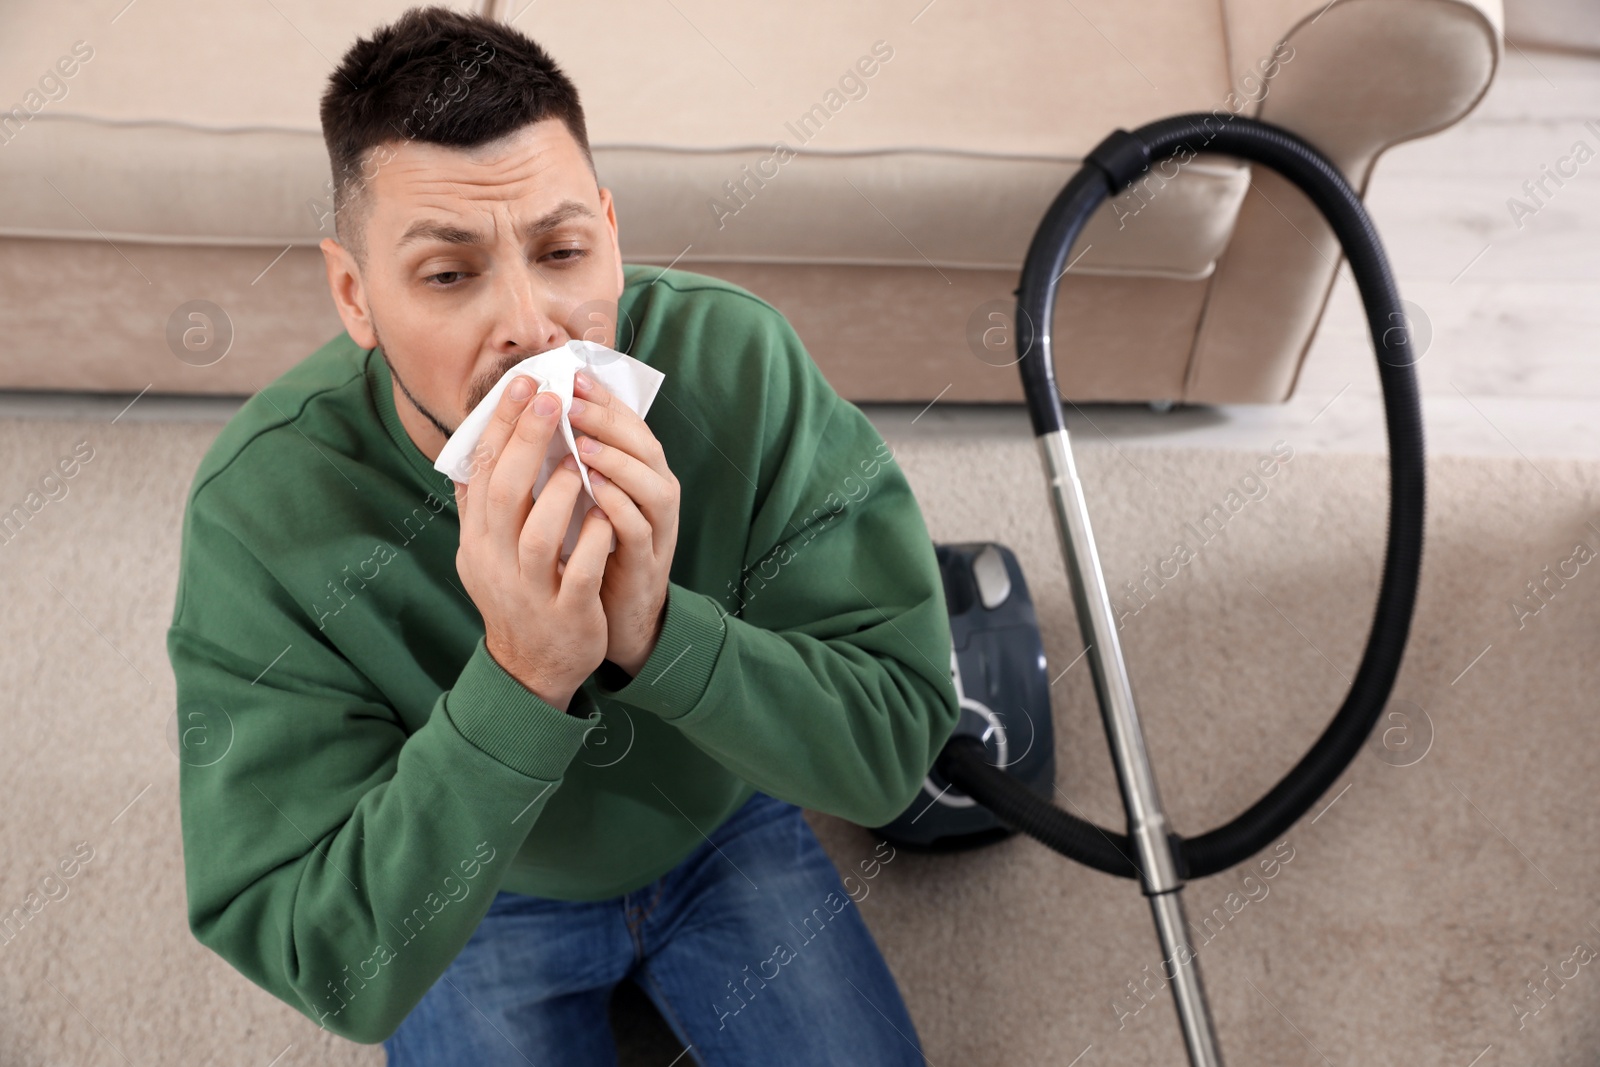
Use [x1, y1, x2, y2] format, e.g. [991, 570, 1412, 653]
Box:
[0, 0, 1500, 405]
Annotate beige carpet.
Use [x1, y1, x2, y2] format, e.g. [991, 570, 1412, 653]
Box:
[3, 412, 1598, 1066]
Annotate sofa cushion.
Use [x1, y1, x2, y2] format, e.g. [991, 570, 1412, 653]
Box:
[0, 0, 1250, 280]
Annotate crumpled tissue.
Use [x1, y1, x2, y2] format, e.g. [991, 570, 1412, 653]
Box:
[433, 339, 666, 559]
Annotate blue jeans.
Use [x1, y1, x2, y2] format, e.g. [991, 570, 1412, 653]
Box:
[382, 789, 926, 1066]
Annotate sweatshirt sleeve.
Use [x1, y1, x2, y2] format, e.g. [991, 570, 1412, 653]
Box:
[591, 308, 962, 829]
[168, 500, 602, 1044]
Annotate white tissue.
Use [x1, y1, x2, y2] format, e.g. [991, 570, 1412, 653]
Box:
[434, 339, 666, 559]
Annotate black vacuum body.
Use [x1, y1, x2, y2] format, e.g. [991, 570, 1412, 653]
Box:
[869, 542, 1055, 852]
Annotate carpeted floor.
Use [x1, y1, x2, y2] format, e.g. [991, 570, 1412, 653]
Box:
[2, 412, 1597, 1066]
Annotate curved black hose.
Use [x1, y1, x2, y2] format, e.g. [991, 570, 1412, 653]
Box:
[938, 113, 1425, 882]
[939, 735, 1142, 877]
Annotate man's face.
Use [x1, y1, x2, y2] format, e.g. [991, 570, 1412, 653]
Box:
[321, 117, 624, 459]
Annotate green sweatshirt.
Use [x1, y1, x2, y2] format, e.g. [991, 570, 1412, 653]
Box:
[167, 263, 960, 1044]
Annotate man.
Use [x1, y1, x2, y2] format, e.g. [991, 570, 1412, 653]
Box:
[167, 6, 959, 1064]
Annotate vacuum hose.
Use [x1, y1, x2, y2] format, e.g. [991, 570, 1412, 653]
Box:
[935, 114, 1425, 882]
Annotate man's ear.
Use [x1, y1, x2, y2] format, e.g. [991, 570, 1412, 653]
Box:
[321, 237, 378, 349]
[600, 186, 623, 296]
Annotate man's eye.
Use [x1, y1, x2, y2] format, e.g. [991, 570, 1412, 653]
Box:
[547, 248, 588, 265]
[425, 271, 468, 287]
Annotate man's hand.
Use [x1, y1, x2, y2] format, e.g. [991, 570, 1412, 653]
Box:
[566, 367, 680, 678]
[452, 377, 615, 712]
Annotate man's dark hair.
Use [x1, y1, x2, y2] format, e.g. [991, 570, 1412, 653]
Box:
[319, 5, 595, 263]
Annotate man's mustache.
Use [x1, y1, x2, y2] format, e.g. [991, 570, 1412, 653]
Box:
[465, 353, 540, 416]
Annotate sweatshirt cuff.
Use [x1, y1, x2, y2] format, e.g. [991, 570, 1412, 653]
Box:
[593, 581, 727, 720]
[445, 635, 603, 780]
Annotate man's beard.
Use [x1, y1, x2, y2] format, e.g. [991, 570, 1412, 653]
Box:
[376, 322, 528, 444]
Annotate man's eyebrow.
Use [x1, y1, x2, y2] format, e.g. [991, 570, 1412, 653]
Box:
[397, 199, 598, 249]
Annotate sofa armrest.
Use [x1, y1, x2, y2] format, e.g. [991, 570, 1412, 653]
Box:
[1181, 0, 1502, 403]
[1229, 0, 1503, 183]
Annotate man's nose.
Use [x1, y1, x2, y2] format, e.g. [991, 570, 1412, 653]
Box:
[492, 262, 564, 353]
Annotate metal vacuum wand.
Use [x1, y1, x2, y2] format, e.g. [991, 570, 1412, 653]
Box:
[1038, 428, 1224, 1066]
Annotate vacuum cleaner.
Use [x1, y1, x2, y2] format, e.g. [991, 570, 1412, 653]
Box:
[870, 113, 1425, 1067]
